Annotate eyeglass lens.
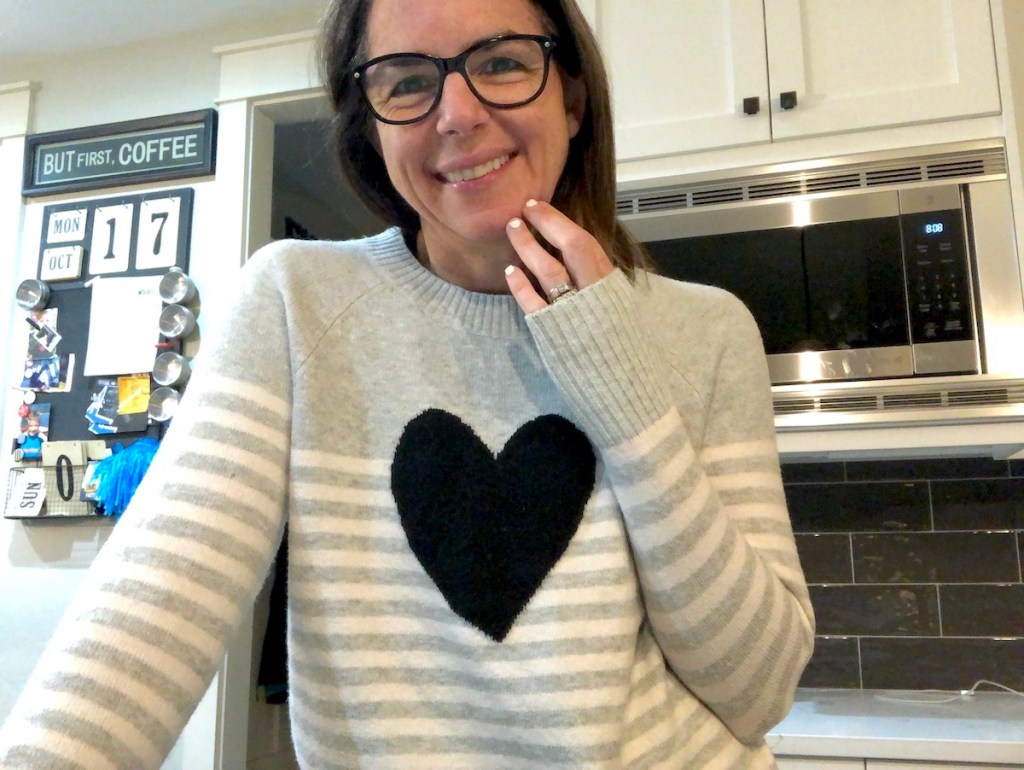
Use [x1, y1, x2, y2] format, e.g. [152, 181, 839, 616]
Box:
[360, 37, 551, 123]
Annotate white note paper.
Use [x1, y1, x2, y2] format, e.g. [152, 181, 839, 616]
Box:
[84, 276, 163, 376]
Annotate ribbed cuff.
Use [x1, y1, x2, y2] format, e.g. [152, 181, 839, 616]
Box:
[526, 270, 674, 448]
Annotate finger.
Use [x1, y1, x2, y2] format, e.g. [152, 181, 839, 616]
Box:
[503, 264, 548, 314]
[521, 199, 613, 288]
[506, 216, 572, 293]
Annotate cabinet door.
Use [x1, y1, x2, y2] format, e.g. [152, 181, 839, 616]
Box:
[596, 0, 771, 161]
[765, 0, 1001, 140]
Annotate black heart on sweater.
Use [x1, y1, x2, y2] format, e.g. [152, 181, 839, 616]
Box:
[392, 408, 596, 642]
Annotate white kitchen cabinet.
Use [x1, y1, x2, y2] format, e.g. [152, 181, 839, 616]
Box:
[595, 0, 1001, 162]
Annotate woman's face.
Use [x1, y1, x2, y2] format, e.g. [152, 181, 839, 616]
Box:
[364, 0, 585, 254]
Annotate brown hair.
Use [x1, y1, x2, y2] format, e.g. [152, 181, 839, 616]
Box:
[317, 0, 647, 276]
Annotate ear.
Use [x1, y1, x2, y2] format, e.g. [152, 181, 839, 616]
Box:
[563, 74, 587, 139]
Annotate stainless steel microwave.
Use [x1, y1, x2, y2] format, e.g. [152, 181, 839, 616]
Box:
[619, 142, 1024, 390]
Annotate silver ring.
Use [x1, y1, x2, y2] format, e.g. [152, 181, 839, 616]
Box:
[547, 282, 577, 303]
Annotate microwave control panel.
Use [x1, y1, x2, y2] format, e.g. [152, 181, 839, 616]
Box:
[901, 208, 975, 343]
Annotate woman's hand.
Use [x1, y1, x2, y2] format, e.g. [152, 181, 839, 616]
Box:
[504, 199, 614, 314]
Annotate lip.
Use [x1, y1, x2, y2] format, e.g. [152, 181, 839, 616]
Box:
[435, 152, 514, 184]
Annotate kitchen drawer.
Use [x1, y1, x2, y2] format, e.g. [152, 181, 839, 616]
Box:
[776, 759, 865, 770]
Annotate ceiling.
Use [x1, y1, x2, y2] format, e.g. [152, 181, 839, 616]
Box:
[0, 0, 328, 63]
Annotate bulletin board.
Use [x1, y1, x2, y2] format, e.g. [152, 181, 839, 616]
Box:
[16, 188, 193, 444]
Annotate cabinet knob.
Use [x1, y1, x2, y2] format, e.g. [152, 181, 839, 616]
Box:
[742, 96, 760, 115]
[780, 91, 798, 110]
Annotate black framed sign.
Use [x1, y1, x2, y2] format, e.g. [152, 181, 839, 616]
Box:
[23, 109, 216, 197]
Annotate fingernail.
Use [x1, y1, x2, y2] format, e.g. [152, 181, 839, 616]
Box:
[504, 265, 515, 276]
[508, 218, 522, 229]
[525, 199, 538, 207]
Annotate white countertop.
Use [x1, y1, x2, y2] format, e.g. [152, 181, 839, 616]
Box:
[767, 688, 1024, 765]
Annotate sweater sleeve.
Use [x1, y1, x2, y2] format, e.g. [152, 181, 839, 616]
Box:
[0, 247, 294, 770]
[525, 269, 815, 745]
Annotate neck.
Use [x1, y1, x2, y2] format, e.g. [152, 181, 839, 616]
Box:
[415, 230, 518, 294]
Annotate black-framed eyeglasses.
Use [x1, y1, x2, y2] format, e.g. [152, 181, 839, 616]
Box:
[351, 34, 558, 125]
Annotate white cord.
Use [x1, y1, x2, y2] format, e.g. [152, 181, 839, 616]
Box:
[873, 679, 1024, 706]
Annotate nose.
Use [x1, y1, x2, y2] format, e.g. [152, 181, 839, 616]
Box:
[434, 71, 489, 134]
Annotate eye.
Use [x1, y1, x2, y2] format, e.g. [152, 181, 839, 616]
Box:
[478, 55, 528, 76]
[389, 74, 436, 99]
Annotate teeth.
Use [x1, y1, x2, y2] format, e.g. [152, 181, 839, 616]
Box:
[442, 154, 510, 183]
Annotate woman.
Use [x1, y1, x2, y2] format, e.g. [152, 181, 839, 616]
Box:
[0, 0, 814, 767]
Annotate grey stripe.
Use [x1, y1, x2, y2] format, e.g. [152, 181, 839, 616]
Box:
[59, 641, 193, 728]
[120, 546, 247, 603]
[289, 658, 626, 694]
[161, 486, 282, 542]
[99, 577, 234, 641]
[718, 484, 786, 507]
[143, 515, 267, 571]
[299, 685, 623, 729]
[174, 451, 285, 502]
[2, 741, 89, 765]
[194, 390, 291, 433]
[191, 419, 288, 461]
[1, 745, 89, 770]
[647, 539, 759, 648]
[33, 692, 158, 767]
[291, 589, 636, 623]
[84, 607, 212, 680]
[291, 627, 636, 659]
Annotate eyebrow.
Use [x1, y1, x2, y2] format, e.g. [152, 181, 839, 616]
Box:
[371, 28, 527, 59]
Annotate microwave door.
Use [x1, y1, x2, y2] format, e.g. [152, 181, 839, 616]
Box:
[796, 216, 914, 381]
[644, 228, 808, 358]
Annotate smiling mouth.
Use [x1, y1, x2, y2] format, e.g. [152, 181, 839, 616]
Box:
[440, 154, 511, 183]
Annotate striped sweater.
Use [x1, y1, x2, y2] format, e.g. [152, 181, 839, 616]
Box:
[0, 228, 814, 769]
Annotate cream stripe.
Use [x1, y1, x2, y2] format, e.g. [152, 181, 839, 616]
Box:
[295, 678, 627, 711]
[710, 471, 781, 491]
[289, 647, 626, 678]
[291, 482, 393, 506]
[183, 436, 286, 485]
[201, 372, 290, 417]
[292, 451, 392, 475]
[699, 438, 777, 464]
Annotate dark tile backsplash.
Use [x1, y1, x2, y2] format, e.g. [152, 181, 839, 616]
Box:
[785, 457, 1024, 692]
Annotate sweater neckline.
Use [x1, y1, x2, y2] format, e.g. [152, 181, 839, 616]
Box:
[368, 227, 529, 339]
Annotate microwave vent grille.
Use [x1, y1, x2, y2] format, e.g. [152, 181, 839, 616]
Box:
[773, 378, 1024, 419]
[691, 187, 744, 206]
[617, 143, 1008, 215]
[805, 173, 861, 192]
[926, 158, 990, 180]
[865, 166, 922, 186]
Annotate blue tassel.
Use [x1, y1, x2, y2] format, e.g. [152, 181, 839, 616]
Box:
[94, 438, 161, 518]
